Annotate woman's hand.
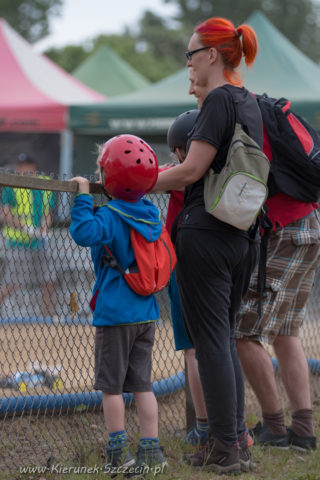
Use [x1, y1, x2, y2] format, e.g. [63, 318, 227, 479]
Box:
[69, 176, 90, 194]
[159, 163, 177, 173]
[153, 140, 217, 192]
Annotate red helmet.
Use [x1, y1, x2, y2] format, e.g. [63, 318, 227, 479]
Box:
[99, 134, 158, 201]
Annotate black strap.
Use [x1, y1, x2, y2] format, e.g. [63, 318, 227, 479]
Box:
[257, 207, 273, 317]
[221, 85, 245, 129]
[170, 208, 183, 245]
[100, 245, 125, 276]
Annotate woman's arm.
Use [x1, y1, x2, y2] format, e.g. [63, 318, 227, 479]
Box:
[153, 140, 217, 192]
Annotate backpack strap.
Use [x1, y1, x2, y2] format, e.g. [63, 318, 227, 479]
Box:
[221, 85, 240, 121]
[256, 207, 273, 317]
[100, 245, 125, 276]
[221, 84, 248, 131]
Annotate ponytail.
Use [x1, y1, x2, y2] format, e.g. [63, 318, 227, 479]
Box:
[195, 17, 258, 85]
[236, 24, 258, 68]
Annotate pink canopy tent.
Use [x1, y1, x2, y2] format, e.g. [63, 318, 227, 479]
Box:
[0, 18, 106, 175]
[0, 18, 105, 133]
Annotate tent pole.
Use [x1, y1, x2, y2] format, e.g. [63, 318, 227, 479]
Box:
[59, 129, 73, 177]
[58, 129, 73, 219]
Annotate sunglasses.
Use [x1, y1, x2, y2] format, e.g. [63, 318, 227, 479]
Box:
[185, 46, 211, 61]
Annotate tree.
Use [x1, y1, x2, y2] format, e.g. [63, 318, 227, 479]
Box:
[89, 29, 182, 82]
[45, 45, 89, 73]
[138, 10, 187, 66]
[0, 0, 62, 43]
[163, 0, 320, 62]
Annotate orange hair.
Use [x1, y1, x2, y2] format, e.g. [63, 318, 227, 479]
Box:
[195, 17, 258, 86]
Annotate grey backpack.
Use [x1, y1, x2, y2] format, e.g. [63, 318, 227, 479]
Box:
[204, 94, 270, 231]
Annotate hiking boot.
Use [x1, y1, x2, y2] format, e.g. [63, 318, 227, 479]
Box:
[103, 446, 136, 477]
[238, 432, 256, 472]
[288, 428, 317, 453]
[183, 437, 241, 475]
[183, 425, 209, 446]
[250, 421, 289, 449]
[133, 445, 168, 477]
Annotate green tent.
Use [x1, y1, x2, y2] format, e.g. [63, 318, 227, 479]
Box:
[70, 11, 320, 134]
[72, 45, 150, 97]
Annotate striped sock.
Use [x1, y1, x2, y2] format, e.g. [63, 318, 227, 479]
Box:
[108, 430, 128, 449]
[196, 417, 209, 434]
[139, 437, 160, 448]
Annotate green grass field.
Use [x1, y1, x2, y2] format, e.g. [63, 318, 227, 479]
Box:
[3, 397, 319, 480]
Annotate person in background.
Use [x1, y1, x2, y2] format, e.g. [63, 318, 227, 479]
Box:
[152, 17, 261, 474]
[69, 135, 167, 475]
[0, 153, 56, 318]
[164, 108, 209, 446]
[236, 125, 320, 452]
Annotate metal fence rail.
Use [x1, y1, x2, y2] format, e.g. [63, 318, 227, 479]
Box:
[0, 172, 319, 472]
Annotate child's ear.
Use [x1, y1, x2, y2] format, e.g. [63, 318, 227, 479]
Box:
[175, 148, 186, 163]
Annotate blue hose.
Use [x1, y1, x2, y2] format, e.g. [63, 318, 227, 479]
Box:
[272, 357, 320, 374]
[0, 371, 185, 417]
[1, 313, 320, 417]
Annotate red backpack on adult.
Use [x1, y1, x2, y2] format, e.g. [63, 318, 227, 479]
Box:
[256, 93, 320, 203]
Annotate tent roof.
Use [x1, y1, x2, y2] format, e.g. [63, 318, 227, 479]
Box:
[0, 18, 105, 132]
[243, 11, 320, 100]
[72, 45, 150, 97]
[70, 68, 197, 133]
[70, 11, 320, 133]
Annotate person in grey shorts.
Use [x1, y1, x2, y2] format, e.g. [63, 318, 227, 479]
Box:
[69, 134, 167, 475]
[236, 183, 320, 453]
[0, 153, 56, 318]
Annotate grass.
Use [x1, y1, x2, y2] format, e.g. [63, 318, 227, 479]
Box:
[2, 400, 320, 480]
[3, 441, 320, 480]
[0, 398, 320, 480]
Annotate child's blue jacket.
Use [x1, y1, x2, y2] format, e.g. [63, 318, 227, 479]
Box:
[70, 194, 162, 326]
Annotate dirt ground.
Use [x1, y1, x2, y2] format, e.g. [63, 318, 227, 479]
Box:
[0, 315, 319, 473]
[0, 320, 184, 396]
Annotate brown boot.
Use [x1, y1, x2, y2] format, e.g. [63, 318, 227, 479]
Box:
[238, 432, 256, 472]
[183, 437, 241, 475]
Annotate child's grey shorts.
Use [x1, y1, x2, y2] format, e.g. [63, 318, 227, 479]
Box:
[94, 322, 156, 394]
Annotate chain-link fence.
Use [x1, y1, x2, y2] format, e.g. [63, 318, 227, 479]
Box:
[0, 171, 319, 473]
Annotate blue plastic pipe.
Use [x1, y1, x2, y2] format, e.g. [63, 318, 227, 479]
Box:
[272, 357, 320, 374]
[0, 371, 185, 417]
[1, 313, 320, 417]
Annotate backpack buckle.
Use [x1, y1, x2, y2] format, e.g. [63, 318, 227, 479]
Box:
[100, 254, 118, 269]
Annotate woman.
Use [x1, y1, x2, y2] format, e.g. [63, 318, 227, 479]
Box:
[153, 17, 262, 475]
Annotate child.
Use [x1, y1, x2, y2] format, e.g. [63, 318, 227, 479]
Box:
[69, 134, 167, 476]
[165, 110, 210, 446]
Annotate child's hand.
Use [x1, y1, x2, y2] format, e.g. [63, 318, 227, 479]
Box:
[69, 177, 90, 194]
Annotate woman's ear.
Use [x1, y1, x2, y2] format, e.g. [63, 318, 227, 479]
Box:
[208, 47, 218, 63]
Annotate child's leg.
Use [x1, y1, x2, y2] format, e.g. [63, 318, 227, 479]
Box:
[185, 348, 207, 419]
[183, 348, 209, 445]
[102, 392, 125, 432]
[134, 391, 158, 438]
[102, 392, 135, 470]
[134, 391, 167, 471]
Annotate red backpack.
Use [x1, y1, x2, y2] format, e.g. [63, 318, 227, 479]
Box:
[256, 93, 320, 202]
[101, 224, 177, 296]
